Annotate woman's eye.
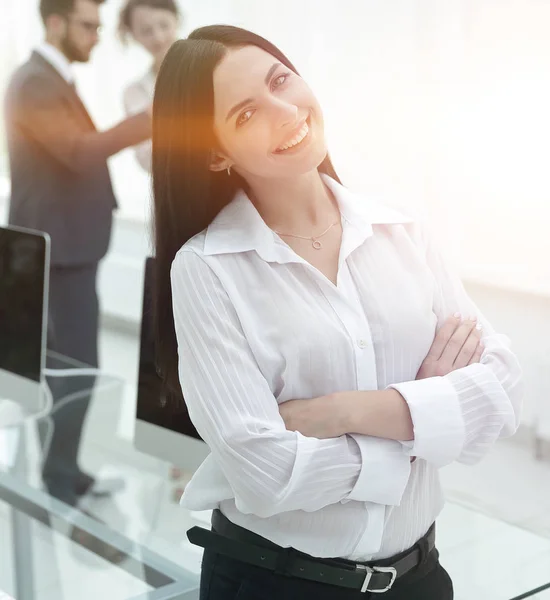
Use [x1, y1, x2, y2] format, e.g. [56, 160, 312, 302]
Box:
[236, 109, 254, 127]
[272, 73, 290, 89]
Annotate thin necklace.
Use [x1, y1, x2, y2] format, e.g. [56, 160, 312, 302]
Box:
[273, 219, 340, 250]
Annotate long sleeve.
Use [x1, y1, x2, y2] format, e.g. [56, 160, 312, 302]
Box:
[123, 82, 152, 172]
[388, 226, 523, 467]
[15, 75, 151, 175]
[133, 140, 152, 172]
[171, 249, 411, 518]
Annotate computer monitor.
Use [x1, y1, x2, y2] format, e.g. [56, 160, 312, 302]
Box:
[0, 225, 49, 426]
[134, 257, 210, 471]
[0, 225, 50, 383]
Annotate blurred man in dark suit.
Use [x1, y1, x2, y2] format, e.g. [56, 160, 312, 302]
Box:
[4, 0, 151, 509]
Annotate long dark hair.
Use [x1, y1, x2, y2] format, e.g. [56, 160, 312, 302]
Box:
[152, 24, 341, 399]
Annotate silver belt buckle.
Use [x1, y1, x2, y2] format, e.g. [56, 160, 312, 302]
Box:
[357, 565, 398, 594]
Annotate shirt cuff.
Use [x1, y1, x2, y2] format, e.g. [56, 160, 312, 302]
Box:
[387, 376, 465, 467]
[345, 435, 411, 506]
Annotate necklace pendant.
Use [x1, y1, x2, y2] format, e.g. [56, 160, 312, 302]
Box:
[312, 239, 322, 250]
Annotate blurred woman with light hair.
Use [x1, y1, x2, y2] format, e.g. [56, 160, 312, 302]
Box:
[119, 0, 181, 172]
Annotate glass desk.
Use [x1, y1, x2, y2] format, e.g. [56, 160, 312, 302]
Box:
[0, 352, 200, 599]
[0, 353, 549, 599]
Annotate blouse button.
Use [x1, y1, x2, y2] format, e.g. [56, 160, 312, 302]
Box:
[357, 338, 369, 349]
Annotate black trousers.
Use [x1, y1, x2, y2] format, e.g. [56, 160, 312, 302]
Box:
[40, 263, 99, 506]
[200, 544, 453, 600]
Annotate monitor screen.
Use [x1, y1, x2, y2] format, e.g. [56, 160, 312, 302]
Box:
[136, 257, 201, 440]
[0, 226, 49, 382]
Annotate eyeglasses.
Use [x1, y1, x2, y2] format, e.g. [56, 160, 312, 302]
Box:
[66, 16, 102, 35]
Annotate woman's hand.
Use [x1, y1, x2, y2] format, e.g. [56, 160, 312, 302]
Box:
[416, 314, 484, 380]
[279, 389, 413, 442]
[279, 395, 347, 439]
[280, 313, 484, 440]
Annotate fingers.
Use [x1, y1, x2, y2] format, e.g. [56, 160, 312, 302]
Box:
[453, 324, 482, 369]
[418, 313, 485, 380]
[426, 314, 461, 360]
[439, 315, 477, 366]
[440, 317, 480, 371]
[468, 341, 485, 366]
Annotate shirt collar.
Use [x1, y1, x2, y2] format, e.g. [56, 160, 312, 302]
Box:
[203, 174, 413, 263]
[35, 42, 74, 84]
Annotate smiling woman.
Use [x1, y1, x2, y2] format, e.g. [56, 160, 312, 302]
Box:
[209, 45, 327, 182]
[149, 23, 522, 600]
[150, 25, 339, 403]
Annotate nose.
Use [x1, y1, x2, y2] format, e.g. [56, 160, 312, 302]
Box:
[90, 29, 100, 45]
[268, 96, 299, 129]
[151, 29, 166, 47]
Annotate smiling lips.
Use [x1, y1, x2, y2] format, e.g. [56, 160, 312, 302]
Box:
[275, 121, 310, 153]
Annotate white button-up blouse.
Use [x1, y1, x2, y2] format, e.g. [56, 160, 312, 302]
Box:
[171, 175, 523, 561]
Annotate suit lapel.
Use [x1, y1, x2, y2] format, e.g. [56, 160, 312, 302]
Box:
[31, 51, 96, 131]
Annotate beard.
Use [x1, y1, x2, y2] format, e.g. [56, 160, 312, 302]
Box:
[60, 33, 90, 63]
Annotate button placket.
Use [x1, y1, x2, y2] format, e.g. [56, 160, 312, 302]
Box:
[342, 268, 378, 390]
[320, 263, 378, 391]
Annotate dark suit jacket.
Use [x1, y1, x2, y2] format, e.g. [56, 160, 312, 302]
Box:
[4, 51, 150, 266]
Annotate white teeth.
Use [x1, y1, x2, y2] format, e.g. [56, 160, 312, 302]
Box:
[277, 122, 309, 151]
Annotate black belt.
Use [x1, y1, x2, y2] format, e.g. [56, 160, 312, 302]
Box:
[187, 510, 436, 594]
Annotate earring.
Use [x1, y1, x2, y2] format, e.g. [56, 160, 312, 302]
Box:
[227, 165, 231, 176]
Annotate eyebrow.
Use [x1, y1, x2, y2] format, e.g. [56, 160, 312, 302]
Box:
[225, 62, 282, 122]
